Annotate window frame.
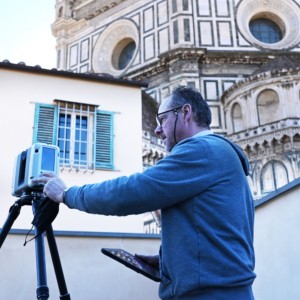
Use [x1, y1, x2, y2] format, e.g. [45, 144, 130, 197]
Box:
[33, 102, 114, 171]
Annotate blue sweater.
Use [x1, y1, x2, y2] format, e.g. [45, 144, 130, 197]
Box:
[65, 134, 256, 299]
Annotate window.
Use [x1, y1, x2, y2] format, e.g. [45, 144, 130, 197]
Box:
[183, 0, 189, 11]
[112, 38, 136, 71]
[118, 41, 136, 70]
[231, 103, 245, 132]
[236, 0, 300, 50]
[184, 19, 191, 41]
[257, 89, 280, 125]
[249, 18, 282, 44]
[33, 101, 114, 171]
[58, 7, 63, 18]
[173, 20, 179, 44]
[172, 0, 177, 13]
[261, 161, 288, 194]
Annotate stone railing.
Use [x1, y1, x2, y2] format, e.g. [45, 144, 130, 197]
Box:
[228, 118, 300, 148]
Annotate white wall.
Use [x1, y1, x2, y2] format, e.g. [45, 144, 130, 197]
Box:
[253, 183, 300, 300]
[0, 232, 161, 300]
[0, 66, 145, 233]
[2, 184, 300, 300]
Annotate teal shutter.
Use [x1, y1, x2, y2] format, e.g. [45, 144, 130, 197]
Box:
[33, 104, 57, 145]
[95, 111, 114, 169]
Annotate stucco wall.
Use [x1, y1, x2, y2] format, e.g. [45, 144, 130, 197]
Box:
[253, 183, 300, 300]
[0, 66, 145, 233]
[0, 232, 161, 299]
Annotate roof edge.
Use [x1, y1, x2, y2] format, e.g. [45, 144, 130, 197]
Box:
[0, 60, 148, 88]
[8, 228, 161, 239]
[255, 177, 300, 208]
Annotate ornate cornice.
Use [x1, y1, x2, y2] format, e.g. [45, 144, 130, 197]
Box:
[201, 51, 270, 66]
[128, 47, 206, 81]
[71, 0, 125, 20]
[129, 49, 290, 82]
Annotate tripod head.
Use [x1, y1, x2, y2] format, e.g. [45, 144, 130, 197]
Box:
[16, 190, 46, 206]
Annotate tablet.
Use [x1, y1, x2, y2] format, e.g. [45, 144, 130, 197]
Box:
[101, 248, 161, 282]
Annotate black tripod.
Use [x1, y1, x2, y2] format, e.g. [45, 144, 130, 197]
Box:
[0, 192, 71, 300]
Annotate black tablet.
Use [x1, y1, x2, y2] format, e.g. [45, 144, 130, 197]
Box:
[101, 248, 161, 282]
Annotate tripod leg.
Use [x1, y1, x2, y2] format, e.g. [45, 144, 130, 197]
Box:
[0, 197, 30, 248]
[46, 225, 71, 300]
[0, 202, 21, 248]
[34, 229, 50, 300]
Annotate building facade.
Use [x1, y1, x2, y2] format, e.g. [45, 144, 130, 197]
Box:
[0, 62, 146, 233]
[51, 0, 300, 199]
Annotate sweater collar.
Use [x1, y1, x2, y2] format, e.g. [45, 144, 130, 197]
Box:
[193, 129, 213, 138]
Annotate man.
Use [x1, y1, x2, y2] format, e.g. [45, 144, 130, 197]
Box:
[37, 86, 256, 299]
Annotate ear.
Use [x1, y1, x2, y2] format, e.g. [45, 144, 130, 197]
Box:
[182, 104, 192, 120]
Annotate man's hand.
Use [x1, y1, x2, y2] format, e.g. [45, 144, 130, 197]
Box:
[32, 172, 67, 203]
[135, 254, 160, 269]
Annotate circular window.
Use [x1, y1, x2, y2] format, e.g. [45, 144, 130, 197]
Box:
[236, 0, 300, 50]
[249, 18, 282, 44]
[92, 19, 139, 76]
[112, 39, 136, 70]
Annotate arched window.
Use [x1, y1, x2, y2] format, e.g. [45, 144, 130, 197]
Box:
[232, 103, 244, 132]
[58, 7, 63, 18]
[261, 161, 289, 194]
[293, 134, 300, 146]
[257, 89, 280, 125]
[249, 18, 282, 44]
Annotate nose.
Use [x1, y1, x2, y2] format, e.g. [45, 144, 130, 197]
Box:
[155, 125, 162, 136]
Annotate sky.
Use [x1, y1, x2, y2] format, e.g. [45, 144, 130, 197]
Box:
[0, 0, 57, 69]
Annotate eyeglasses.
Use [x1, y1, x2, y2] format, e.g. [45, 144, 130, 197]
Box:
[156, 106, 183, 127]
